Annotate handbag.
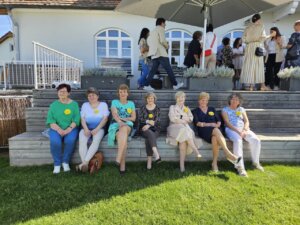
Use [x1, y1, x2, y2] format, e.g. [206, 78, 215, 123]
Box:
[286, 44, 299, 60]
[255, 47, 264, 57]
[203, 34, 216, 57]
[88, 151, 104, 174]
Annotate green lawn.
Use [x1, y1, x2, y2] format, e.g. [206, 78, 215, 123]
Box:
[0, 156, 299, 225]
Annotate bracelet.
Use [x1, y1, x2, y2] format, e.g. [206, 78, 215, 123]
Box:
[69, 126, 73, 129]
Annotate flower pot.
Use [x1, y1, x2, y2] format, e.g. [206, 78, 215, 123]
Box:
[81, 76, 130, 89]
[280, 78, 300, 91]
[188, 77, 232, 91]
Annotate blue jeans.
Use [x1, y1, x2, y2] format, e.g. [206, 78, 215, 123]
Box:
[145, 57, 177, 86]
[49, 128, 79, 166]
[138, 59, 149, 87]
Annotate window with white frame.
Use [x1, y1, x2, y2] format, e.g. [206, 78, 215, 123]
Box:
[222, 30, 244, 46]
[95, 29, 132, 66]
[165, 30, 192, 67]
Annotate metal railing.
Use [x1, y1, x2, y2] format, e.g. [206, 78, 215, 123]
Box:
[1, 43, 83, 90]
[33, 41, 83, 89]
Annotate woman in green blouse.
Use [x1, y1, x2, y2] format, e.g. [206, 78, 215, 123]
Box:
[46, 83, 80, 174]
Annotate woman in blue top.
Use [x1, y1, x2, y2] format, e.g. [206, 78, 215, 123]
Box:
[192, 92, 240, 172]
[108, 84, 136, 174]
[222, 93, 264, 177]
[77, 87, 109, 173]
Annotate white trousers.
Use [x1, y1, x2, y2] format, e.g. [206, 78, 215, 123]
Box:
[79, 129, 105, 164]
[225, 128, 261, 169]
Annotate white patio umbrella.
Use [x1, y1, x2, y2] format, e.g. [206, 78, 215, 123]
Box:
[116, 0, 292, 69]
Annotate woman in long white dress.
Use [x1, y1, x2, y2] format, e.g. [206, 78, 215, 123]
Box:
[240, 14, 276, 91]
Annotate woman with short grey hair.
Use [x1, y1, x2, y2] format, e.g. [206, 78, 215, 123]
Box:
[222, 93, 264, 177]
[138, 92, 161, 170]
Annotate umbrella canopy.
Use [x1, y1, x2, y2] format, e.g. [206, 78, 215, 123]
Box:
[116, 0, 292, 69]
[116, 0, 292, 28]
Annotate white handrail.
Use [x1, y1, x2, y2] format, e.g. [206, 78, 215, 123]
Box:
[33, 41, 83, 89]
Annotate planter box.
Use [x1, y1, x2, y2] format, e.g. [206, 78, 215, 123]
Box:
[188, 77, 232, 91]
[280, 78, 300, 91]
[81, 76, 130, 89]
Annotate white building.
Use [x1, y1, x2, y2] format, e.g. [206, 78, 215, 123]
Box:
[0, 31, 14, 62]
[0, 0, 299, 87]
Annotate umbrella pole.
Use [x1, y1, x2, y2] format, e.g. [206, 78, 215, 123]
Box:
[201, 7, 208, 70]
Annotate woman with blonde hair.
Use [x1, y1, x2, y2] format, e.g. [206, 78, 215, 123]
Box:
[108, 84, 136, 174]
[166, 91, 202, 172]
[139, 92, 161, 170]
[192, 92, 241, 172]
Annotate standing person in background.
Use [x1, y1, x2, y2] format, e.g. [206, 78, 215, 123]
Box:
[143, 18, 183, 91]
[285, 20, 300, 68]
[221, 37, 233, 68]
[203, 24, 217, 71]
[138, 28, 150, 90]
[240, 14, 276, 91]
[264, 27, 286, 91]
[232, 38, 244, 90]
[184, 31, 203, 68]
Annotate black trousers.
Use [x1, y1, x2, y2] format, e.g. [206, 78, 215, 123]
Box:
[265, 54, 281, 88]
[141, 129, 159, 156]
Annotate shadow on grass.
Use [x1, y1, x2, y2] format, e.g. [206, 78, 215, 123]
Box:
[0, 156, 298, 225]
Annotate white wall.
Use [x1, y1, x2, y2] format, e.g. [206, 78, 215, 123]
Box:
[0, 37, 14, 62]
[11, 8, 201, 86]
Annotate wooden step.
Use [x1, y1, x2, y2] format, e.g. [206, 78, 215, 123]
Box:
[9, 132, 300, 166]
[32, 90, 300, 109]
[25, 107, 300, 133]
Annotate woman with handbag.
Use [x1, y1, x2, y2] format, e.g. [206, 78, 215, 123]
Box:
[285, 20, 300, 68]
[184, 31, 202, 68]
[240, 14, 276, 91]
[77, 87, 109, 173]
[139, 92, 161, 170]
[264, 27, 286, 90]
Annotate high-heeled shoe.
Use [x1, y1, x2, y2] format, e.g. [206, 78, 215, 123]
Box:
[196, 153, 202, 160]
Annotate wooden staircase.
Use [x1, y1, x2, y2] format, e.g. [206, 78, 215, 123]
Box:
[9, 89, 300, 166]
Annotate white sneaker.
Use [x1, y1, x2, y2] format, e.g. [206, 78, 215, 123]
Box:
[143, 85, 155, 91]
[62, 163, 71, 172]
[237, 168, 248, 177]
[53, 166, 61, 174]
[253, 163, 264, 172]
[274, 86, 279, 91]
[173, 82, 184, 90]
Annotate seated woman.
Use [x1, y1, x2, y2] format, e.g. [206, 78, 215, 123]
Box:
[166, 91, 202, 172]
[46, 83, 80, 174]
[108, 84, 136, 174]
[192, 92, 241, 172]
[222, 93, 264, 177]
[77, 87, 109, 172]
[139, 92, 161, 170]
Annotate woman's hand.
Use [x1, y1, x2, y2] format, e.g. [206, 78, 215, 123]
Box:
[146, 120, 155, 126]
[239, 130, 247, 138]
[118, 121, 126, 127]
[142, 125, 150, 132]
[57, 128, 64, 136]
[84, 128, 91, 137]
[91, 128, 99, 136]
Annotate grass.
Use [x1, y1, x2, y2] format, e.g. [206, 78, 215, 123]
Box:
[0, 155, 299, 225]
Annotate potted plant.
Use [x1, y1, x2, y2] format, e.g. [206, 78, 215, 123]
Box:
[212, 66, 234, 91]
[184, 65, 234, 91]
[81, 67, 130, 89]
[277, 67, 300, 91]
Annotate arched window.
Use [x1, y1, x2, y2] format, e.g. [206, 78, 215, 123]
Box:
[165, 30, 192, 67]
[95, 29, 132, 66]
[222, 30, 244, 46]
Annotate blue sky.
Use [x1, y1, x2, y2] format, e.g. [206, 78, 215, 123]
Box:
[0, 15, 12, 37]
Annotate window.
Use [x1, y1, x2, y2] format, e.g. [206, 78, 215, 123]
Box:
[165, 30, 192, 67]
[222, 30, 244, 46]
[95, 29, 132, 66]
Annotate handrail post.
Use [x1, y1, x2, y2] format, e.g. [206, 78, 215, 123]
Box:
[33, 42, 38, 89]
